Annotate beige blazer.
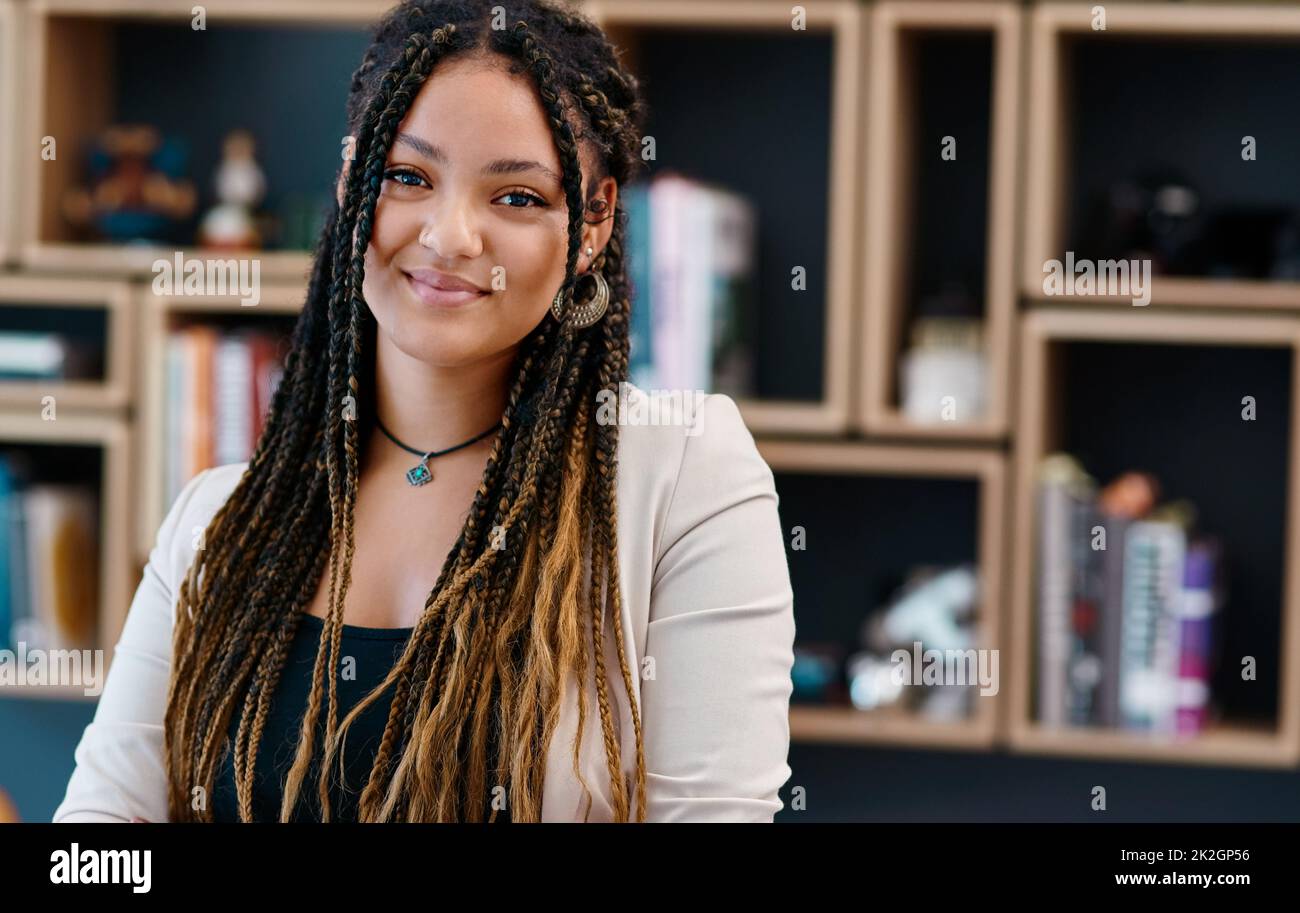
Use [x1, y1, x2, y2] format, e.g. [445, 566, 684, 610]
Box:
[53, 384, 796, 822]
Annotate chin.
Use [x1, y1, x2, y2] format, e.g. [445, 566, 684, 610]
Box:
[387, 326, 489, 368]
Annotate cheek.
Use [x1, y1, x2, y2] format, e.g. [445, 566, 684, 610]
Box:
[498, 218, 568, 319]
[361, 197, 414, 319]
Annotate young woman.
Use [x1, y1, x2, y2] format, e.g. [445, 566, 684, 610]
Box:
[54, 0, 795, 823]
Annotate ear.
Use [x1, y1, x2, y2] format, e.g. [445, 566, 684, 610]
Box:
[335, 161, 348, 208]
[582, 175, 619, 271]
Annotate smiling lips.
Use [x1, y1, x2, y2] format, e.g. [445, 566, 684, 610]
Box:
[404, 268, 490, 308]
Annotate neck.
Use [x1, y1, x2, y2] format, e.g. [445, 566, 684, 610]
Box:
[370, 337, 514, 463]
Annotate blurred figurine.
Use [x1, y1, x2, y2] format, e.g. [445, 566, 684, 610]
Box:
[197, 129, 267, 250]
[1079, 169, 1205, 275]
[62, 124, 197, 244]
[196, 128, 265, 249]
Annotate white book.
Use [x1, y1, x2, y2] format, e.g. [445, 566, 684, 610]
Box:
[214, 334, 253, 466]
[0, 332, 66, 377]
[682, 182, 716, 393]
[649, 173, 688, 391]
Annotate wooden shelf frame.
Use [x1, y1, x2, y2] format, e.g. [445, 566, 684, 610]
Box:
[0, 0, 21, 265]
[584, 0, 863, 435]
[136, 282, 303, 556]
[1022, 1, 1300, 310]
[0, 411, 132, 702]
[756, 438, 1008, 750]
[0, 274, 134, 412]
[1007, 308, 1300, 768]
[860, 1, 1022, 442]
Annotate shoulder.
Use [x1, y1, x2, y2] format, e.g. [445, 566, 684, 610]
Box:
[610, 380, 772, 490]
[152, 461, 250, 591]
[609, 382, 777, 563]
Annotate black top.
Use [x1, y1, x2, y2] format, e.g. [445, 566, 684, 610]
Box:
[210, 612, 511, 822]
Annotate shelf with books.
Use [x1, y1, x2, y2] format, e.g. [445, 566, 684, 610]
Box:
[0, 411, 131, 702]
[1008, 308, 1300, 767]
[859, 1, 1020, 442]
[756, 439, 1006, 750]
[584, 0, 861, 434]
[0, 274, 134, 412]
[136, 282, 300, 557]
[1023, 2, 1300, 310]
[0, 0, 21, 265]
[19, 0, 389, 282]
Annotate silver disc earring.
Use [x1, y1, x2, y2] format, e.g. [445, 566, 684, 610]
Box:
[550, 247, 609, 328]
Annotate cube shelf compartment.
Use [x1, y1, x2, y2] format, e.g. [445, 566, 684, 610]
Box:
[1023, 1, 1300, 309]
[19, 0, 387, 281]
[1008, 308, 1300, 767]
[757, 439, 1007, 749]
[0, 412, 131, 701]
[588, 0, 862, 433]
[860, 1, 1020, 440]
[0, 275, 133, 412]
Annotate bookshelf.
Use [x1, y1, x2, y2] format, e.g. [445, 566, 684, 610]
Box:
[0, 0, 1295, 776]
[757, 439, 1006, 750]
[137, 283, 301, 556]
[1022, 1, 1300, 309]
[860, 1, 1020, 441]
[0, 274, 134, 412]
[587, 0, 862, 434]
[1008, 308, 1300, 767]
[0, 411, 131, 702]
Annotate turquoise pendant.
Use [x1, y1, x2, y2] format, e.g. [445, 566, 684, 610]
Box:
[406, 456, 433, 486]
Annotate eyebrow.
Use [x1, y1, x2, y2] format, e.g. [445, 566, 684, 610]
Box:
[395, 131, 563, 187]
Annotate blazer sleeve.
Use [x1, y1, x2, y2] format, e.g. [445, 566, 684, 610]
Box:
[51, 468, 213, 823]
[640, 393, 796, 822]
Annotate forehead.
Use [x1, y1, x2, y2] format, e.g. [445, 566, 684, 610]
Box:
[399, 58, 553, 161]
[393, 54, 597, 185]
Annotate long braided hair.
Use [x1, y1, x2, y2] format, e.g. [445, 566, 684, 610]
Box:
[162, 0, 650, 822]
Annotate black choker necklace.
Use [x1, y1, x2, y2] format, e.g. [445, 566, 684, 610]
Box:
[375, 415, 502, 486]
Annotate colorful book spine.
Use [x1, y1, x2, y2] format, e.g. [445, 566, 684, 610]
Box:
[1068, 498, 1106, 724]
[1035, 454, 1095, 726]
[1119, 520, 1187, 732]
[1174, 537, 1223, 735]
[1097, 511, 1133, 728]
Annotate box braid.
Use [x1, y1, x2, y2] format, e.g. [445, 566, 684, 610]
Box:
[162, 0, 652, 822]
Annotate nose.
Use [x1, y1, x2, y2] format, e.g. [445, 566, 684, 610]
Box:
[416, 193, 484, 259]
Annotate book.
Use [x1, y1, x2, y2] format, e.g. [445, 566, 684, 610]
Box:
[1067, 497, 1106, 725]
[18, 484, 98, 652]
[164, 323, 285, 505]
[639, 172, 758, 396]
[1119, 518, 1188, 732]
[1035, 453, 1096, 726]
[1173, 536, 1224, 735]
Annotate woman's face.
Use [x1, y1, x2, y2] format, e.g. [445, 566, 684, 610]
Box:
[350, 53, 616, 369]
